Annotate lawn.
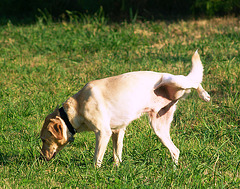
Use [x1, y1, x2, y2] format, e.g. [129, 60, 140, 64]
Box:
[0, 15, 239, 188]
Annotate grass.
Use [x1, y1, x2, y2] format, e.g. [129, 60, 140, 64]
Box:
[0, 15, 239, 188]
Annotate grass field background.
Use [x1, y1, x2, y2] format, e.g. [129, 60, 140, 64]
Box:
[0, 15, 239, 188]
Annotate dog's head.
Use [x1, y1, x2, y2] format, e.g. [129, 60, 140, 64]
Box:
[40, 107, 70, 161]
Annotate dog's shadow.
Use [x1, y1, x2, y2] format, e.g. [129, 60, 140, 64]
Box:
[0, 151, 10, 166]
[0, 151, 31, 166]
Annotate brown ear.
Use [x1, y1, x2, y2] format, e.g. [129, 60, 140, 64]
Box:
[48, 119, 63, 140]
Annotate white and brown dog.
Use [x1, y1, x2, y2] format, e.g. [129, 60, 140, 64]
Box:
[40, 51, 210, 167]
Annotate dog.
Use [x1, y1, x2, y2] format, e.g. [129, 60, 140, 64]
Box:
[40, 50, 210, 167]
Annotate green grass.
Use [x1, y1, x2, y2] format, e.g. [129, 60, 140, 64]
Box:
[0, 16, 239, 188]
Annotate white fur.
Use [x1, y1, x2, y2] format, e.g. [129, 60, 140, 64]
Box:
[62, 51, 210, 167]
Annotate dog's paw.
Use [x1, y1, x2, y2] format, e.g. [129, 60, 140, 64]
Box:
[199, 90, 210, 102]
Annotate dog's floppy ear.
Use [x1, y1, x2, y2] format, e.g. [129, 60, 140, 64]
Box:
[48, 118, 63, 140]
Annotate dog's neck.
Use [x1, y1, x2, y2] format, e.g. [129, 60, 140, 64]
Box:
[59, 107, 76, 136]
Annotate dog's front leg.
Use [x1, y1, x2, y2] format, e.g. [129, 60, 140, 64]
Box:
[94, 130, 112, 167]
[112, 128, 126, 166]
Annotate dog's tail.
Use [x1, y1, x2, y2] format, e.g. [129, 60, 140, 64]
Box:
[154, 50, 204, 90]
[153, 50, 207, 100]
[153, 50, 210, 101]
[186, 50, 203, 88]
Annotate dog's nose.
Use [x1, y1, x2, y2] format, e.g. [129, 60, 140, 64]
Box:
[39, 152, 56, 161]
[39, 152, 50, 161]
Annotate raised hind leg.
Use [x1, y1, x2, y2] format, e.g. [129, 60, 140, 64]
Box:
[197, 84, 210, 102]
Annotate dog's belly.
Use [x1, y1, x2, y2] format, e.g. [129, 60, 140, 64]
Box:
[109, 112, 142, 129]
[107, 96, 169, 130]
[110, 117, 141, 130]
[108, 105, 154, 130]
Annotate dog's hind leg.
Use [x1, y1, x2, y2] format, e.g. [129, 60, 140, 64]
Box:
[149, 101, 180, 165]
[197, 84, 210, 102]
[112, 128, 126, 166]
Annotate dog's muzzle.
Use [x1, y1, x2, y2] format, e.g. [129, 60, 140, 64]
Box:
[39, 152, 57, 161]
